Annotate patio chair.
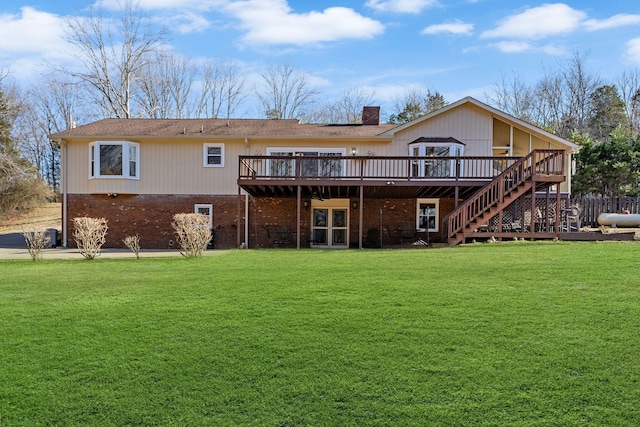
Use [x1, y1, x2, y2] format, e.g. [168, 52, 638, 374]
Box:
[265, 225, 284, 247]
[563, 205, 581, 232]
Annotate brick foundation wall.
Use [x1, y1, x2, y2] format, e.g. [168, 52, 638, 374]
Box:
[65, 194, 457, 249]
[66, 194, 244, 249]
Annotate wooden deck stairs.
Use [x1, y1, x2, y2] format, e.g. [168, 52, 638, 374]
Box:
[443, 149, 566, 246]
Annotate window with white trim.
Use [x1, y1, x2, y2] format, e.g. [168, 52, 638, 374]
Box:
[417, 198, 439, 232]
[89, 141, 139, 179]
[266, 148, 346, 177]
[204, 143, 225, 167]
[195, 204, 213, 229]
[409, 140, 464, 178]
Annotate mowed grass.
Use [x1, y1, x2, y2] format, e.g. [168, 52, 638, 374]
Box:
[1, 242, 639, 426]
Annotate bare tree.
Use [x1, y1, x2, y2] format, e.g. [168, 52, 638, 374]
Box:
[135, 51, 195, 118]
[62, 0, 165, 118]
[488, 52, 601, 138]
[488, 72, 534, 122]
[531, 69, 565, 132]
[308, 87, 377, 124]
[17, 76, 86, 191]
[257, 63, 319, 120]
[616, 69, 640, 135]
[561, 51, 602, 136]
[195, 60, 247, 119]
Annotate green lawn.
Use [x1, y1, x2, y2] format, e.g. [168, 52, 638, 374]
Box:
[1, 242, 639, 426]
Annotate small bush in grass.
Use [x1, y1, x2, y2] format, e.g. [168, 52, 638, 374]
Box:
[123, 235, 141, 259]
[22, 228, 51, 261]
[172, 213, 212, 258]
[72, 217, 108, 259]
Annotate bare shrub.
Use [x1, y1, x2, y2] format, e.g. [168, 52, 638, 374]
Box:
[72, 217, 108, 259]
[123, 234, 141, 259]
[22, 228, 51, 261]
[172, 213, 212, 258]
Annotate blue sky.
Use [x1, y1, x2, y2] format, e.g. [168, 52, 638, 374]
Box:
[1, 0, 639, 117]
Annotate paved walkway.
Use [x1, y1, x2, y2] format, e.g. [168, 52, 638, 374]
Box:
[0, 231, 230, 260]
[0, 247, 212, 260]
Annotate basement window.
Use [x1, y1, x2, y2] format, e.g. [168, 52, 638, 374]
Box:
[416, 198, 439, 232]
[195, 204, 213, 229]
[89, 141, 139, 179]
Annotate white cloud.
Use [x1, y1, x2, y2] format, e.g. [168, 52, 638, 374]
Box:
[585, 14, 640, 31]
[170, 11, 211, 34]
[226, 1, 384, 46]
[627, 38, 640, 64]
[365, 0, 438, 14]
[421, 20, 473, 35]
[489, 41, 565, 56]
[96, 0, 385, 46]
[95, 0, 224, 10]
[0, 7, 67, 55]
[481, 3, 586, 39]
[491, 41, 534, 53]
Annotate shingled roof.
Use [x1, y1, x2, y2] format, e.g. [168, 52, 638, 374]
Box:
[49, 118, 398, 140]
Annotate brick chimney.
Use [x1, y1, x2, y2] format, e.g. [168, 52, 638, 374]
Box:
[362, 106, 380, 125]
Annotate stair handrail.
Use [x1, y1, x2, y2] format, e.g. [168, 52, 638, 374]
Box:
[442, 149, 564, 242]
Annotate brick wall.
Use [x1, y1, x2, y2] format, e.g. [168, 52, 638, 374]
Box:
[248, 197, 456, 248]
[66, 194, 244, 249]
[66, 194, 457, 249]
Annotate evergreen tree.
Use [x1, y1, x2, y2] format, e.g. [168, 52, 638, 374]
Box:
[572, 127, 640, 196]
[588, 85, 628, 141]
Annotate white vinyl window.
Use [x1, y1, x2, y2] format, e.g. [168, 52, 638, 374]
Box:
[89, 141, 139, 179]
[416, 198, 439, 232]
[204, 143, 225, 167]
[195, 204, 213, 229]
[409, 140, 464, 178]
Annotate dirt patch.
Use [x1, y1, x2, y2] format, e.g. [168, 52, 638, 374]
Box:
[0, 203, 61, 234]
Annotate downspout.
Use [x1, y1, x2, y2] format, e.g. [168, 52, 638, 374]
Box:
[58, 138, 68, 247]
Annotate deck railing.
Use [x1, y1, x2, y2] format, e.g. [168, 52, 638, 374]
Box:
[442, 149, 565, 242]
[239, 155, 523, 181]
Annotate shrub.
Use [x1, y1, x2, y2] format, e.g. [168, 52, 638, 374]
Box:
[72, 217, 108, 259]
[172, 213, 212, 258]
[123, 235, 141, 259]
[21, 228, 51, 261]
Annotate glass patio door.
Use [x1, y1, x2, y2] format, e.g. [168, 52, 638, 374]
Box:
[311, 208, 348, 247]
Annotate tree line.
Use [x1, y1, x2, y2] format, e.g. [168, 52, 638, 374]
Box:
[2, 1, 640, 220]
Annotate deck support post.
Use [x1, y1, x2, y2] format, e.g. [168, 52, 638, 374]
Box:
[237, 186, 242, 248]
[454, 186, 459, 208]
[358, 185, 364, 249]
[296, 185, 302, 249]
[531, 182, 536, 235]
[555, 185, 561, 237]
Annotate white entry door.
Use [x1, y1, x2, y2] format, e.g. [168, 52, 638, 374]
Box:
[311, 208, 348, 248]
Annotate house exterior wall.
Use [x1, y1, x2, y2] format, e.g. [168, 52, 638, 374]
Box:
[64, 136, 396, 196]
[393, 104, 493, 156]
[65, 137, 247, 195]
